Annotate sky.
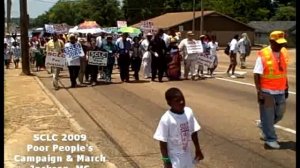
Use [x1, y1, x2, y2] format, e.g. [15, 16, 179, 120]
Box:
[5, 0, 59, 18]
[5, 0, 123, 19]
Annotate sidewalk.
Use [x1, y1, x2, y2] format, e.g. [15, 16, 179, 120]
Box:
[4, 68, 117, 168]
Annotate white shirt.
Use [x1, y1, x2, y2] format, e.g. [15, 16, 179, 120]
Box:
[140, 39, 150, 52]
[161, 33, 170, 47]
[237, 38, 246, 54]
[253, 49, 284, 94]
[229, 38, 238, 53]
[153, 107, 201, 168]
[96, 36, 103, 48]
[64, 42, 85, 66]
[208, 41, 218, 56]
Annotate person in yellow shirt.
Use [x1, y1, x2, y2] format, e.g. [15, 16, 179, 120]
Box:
[45, 33, 65, 90]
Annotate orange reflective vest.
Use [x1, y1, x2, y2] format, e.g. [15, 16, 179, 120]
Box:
[258, 46, 288, 91]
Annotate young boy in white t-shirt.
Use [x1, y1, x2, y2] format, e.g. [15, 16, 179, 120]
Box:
[153, 87, 204, 168]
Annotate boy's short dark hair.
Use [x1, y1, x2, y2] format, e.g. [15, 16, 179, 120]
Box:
[165, 87, 182, 101]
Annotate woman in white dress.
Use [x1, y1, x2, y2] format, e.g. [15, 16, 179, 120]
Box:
[140, 33, 153, 79]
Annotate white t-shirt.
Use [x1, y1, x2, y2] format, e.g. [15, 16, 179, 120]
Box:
[208, 41, 218, 56]
[253, 49, 284, 94]
[237, 38, 246, 54]
[96, 36, 103, 49]
[153, 107, 201, 168]
[229, 38, 238, 53]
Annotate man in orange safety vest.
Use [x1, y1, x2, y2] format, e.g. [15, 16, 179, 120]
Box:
[253, 30, 289, 149]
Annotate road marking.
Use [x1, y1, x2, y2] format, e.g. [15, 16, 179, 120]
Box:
[215, 77, 296, 95]
[255, 120, 296, 134]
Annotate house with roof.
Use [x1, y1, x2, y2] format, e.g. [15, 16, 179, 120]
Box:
[248, 21, 296, 47]
[131, 10, 255, 46]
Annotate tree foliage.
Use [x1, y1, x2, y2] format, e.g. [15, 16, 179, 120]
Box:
[32, 0, 296, 27]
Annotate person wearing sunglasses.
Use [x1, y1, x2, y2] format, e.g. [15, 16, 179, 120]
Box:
[253, 30, 289, 149]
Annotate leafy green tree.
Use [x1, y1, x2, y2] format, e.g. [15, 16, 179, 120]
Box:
[271, 5, 296, 20]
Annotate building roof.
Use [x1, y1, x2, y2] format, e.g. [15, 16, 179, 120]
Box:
[132, 10, 254, 30]
[247, 21, 296, 33]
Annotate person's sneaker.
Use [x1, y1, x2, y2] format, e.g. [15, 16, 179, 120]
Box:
[230, 75, 237, 78]
[91, 82, 96, 86]
[265, 141, 280, 149]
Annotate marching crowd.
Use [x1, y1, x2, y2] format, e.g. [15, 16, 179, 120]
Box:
[4, 29, 252, 89]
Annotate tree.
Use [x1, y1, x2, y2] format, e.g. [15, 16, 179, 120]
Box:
[271, 5, 296, 20]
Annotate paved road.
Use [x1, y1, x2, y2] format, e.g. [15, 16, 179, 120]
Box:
[37, 49, 296, 168]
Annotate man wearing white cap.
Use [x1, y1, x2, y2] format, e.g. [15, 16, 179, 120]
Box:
[178, 31, 202, 80]
[254, 30, 289, 149]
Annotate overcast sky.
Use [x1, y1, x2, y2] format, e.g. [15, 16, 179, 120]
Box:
[5, 0, 122, 18]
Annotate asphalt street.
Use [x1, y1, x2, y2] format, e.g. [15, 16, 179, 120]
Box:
[37, 49, 296, 168]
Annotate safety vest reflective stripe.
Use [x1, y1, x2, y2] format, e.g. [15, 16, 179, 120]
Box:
[262, 74, 286, 79]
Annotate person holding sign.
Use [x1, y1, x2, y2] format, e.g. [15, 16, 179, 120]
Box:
[87, 40, 101, 86]
[178, 31, 202, 80]
[103, 35, 118, 83]
[45, 33, 65, 90]
[64, 34, 85, 88]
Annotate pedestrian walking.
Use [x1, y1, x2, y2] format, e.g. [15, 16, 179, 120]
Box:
[103, 35, 118, 83]
[166, 38, 182, 80]
[253, 30, 289, 149]
[80, 33, 95, 85]
[178, 31, 201, 80]
[86, 39, 100, 86]
[64, 34, 85, 88]
[207, 35, 219, 76]
[141, 33, 153, 79]
[131, 36, 143, 81]
[4, 43, 11, 69]
[116, 33, 132, 82]
[226, 34, 239, 78]
[34, 44, 45, 72]
[45, 33, 65, 90]
[149, 32, 167, 82]
[11, 42, 21, 69]
[238, 33, 252, 69]
[153, 87, 204, 168]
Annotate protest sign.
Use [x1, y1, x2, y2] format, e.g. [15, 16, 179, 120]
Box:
[64, 43, 84, 61]
[186, 40, 203, 54]
[45, 24, 69, 34]
[53, 24, 69, 34]
[45, 24, 55, 34]
[117, 21, 127, 28]
[140, 21, 157, 37]
[45, 51, 66, 68]
[198, 54, 215, 67]
[88, 51, 108, 66]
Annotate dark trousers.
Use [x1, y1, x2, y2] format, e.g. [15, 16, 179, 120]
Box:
[131, 57, 141, 80]
[68, 66, 80, 87]
[118, 54, 130, 82]
[151, 58, 165, 81]
[88, 65, 98, 83]
[105, 63, 114, 81]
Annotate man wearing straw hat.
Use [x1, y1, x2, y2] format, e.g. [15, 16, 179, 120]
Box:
[254, 30, 289, 149]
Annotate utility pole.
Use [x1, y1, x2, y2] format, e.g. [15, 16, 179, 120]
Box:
[192, 0, 195, 33]
[200, 0, 204, 36]
[6, 0, 12, 34]
[20, 0, 31, 75]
